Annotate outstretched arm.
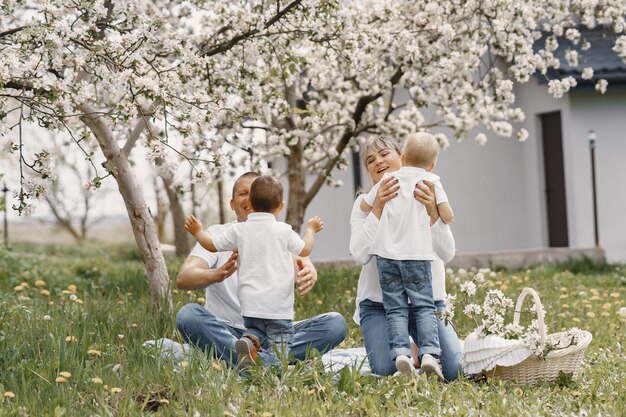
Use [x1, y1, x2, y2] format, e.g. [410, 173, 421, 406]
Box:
[185, 215, 217, 252]
[176, 253, 238, 290]
[299, 216, 324, 257]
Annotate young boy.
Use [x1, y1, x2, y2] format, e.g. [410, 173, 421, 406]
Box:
[360, 132, 449, 379]
[185, 175, 324, 368]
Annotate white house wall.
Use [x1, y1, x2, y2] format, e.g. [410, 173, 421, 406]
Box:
[568, 88, 626, 262]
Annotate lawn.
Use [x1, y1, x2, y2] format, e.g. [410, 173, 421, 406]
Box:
[0, 243, 624, 416]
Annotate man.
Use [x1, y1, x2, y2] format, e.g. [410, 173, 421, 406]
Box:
[175, 172, 347, 366]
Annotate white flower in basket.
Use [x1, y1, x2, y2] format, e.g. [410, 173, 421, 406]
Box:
[446, 273, 592, 384]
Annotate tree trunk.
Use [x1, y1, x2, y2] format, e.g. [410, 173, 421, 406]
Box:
[152, 176, 169, 241]
[78, 104, 172, 310]
[285, 141, 307, 232]
[161, 173, 191, 257]
[217, 176, 226, 224]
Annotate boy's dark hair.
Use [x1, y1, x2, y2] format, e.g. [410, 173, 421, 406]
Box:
[249, 175, 283, 213]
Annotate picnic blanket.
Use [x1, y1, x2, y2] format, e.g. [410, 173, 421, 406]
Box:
[143, 338, 372, 375]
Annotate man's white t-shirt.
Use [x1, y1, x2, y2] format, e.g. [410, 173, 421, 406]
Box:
[363, 166, 447, 260]
[212, 212, 305, 320]
[188, 222, 245, 329]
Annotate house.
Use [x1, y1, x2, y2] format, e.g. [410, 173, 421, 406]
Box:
[295, 28, 626, 265]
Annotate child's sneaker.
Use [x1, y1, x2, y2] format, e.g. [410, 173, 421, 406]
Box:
[235, 334, 261, 368]
[420, 354, 444, 381]
[395, 355, 415, 375]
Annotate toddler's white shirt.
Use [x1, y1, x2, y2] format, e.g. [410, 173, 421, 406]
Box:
[363, 166, 447, 260]
[212, 212, 305, 320]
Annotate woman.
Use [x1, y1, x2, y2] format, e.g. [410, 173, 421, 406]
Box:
[350, 136, 462, 380]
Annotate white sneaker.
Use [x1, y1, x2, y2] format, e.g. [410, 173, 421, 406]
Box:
[395, 355, 415, 375]
[420, 354, 445, 381]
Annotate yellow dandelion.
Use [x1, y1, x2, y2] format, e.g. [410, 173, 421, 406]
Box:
[590, 288, 599, 294]
[572, 391, 582, 398]
[586, 312, 596, 318]
[261, 412, 273, 417]
[61, 290, 71, 295]
[572, 318, 581, 323]
[59, 371, 71, 378]
[590, 296, 601, 301]
[14, 285, 24, 292]
[87, 349, 102, 357]
[117, 300, 124, 305]
[495, 280, 503, 285]
[186, 291, 193, 295]
[75, 299, 84, 304]
[20, 282, 29, 287]
[173, 289, 179, 294]
[48, 301, 54, 305]
[344, 290, 352, 296]
[103, 385, 109, 391]
[55, 376, 67, 383]
[584, 304, 593, 309]
[500, 285, 508, 291]
[110, 387, 122, 394]
[91, 377, 103, 384]
[316, 299, 323, 305]
[562, 304, 569, 309]
[179, 361, 189, 369]
[559, 294, 568, 299]
[126, 292, 133, 296]
[159, 399, 170, 405]
[212, 362, 222, 371]
[557, 313, 566, 318]
[65, 336, 76, 342]
[559, 287, 568, 292]
[18, 296, 31, 302]
[67, 284, 77, 293]
[40, 289, 50, 296]
[3, 391, 15, 398]
[131, 323, 138, 328]
[35, 280, 46, 287]
[196, 297, 206, 305]
[610, 292, 620, 298]
[602, 303, 612, 311]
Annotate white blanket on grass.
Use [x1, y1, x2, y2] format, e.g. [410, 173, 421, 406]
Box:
[143, 338, 372, 375]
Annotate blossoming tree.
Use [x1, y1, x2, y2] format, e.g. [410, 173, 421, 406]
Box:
[0, 0, 314, 308]
[209, 0, 626, 231]
[2, 0, 626, 308]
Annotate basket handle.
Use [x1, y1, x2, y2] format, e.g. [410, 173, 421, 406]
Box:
[513, 287, 546, 341]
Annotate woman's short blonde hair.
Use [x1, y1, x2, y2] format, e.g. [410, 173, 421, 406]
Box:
[361, 136, 402, 165]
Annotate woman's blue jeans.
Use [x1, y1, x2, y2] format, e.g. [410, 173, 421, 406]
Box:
[359, 298, 463, 380]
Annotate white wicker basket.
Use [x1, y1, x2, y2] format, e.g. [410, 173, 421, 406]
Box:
[484, 287, 592, 384]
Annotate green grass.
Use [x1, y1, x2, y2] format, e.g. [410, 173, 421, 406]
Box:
[0, 243, 625, 416]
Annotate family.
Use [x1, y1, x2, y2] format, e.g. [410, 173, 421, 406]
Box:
[176, 132, 462, 380]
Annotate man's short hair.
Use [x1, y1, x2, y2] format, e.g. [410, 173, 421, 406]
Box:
[232, 172, 261, 198]
[403, 132, 440, 168]
[249, 175, 283, 213]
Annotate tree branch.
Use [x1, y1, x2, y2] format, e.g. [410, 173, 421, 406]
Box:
[304, 67, 404, 205]
[201, 0, 303, 57]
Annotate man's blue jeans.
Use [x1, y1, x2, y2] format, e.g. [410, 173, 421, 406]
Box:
[376, 257, 441, 361]
[176, 304, 347, 367]
[359, 298, 462, 380]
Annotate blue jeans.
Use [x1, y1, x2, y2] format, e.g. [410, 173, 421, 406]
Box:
[243, 316, 294, 365]
[376, 257, 441, 360]
[359, 298, 462, 380]
[176, 304, 347, 367]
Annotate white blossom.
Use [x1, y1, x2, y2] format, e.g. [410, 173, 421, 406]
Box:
[596, 79, 608, 94]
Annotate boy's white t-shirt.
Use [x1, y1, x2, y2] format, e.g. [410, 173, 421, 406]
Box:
[212, 212, 305, 320]
[188, 222, 245, 329]
[363, 166, 447, 260]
